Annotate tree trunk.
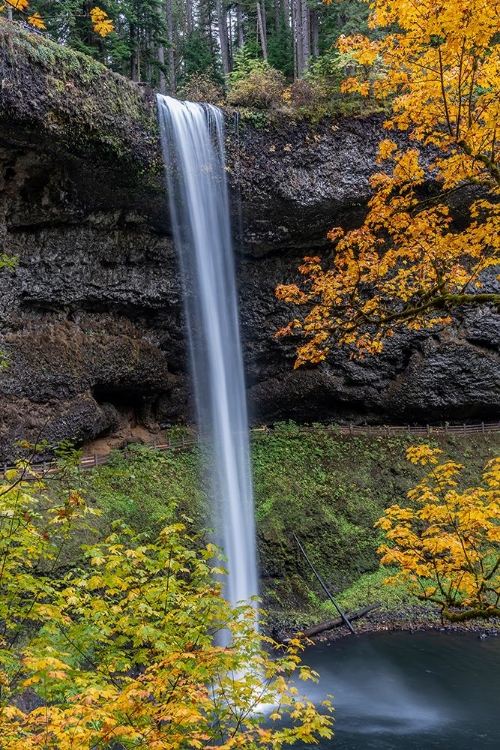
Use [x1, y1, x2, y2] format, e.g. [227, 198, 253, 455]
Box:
[293, 0, 311, 77]
[185, 0, 193, 33]
[217, 0, 230, 77]
[236, 4, 244, 49]
[282, 604, 382, 642]
[227, 10, 233, 70]
[293, 0, 301, 78]
[166, 0, 175, 93]
[300, 0, 310, 74]
[130, 23, 139, 81]
[158, 45, 166, 94]
[256, 1, 268, 61]
[311, 8, 319, 58]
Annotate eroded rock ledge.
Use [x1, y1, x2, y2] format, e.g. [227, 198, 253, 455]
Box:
[0, 21, 499, 458]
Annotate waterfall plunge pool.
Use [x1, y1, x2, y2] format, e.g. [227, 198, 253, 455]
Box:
[290, 631, 500, 749]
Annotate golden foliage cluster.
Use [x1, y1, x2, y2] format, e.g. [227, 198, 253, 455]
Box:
[277, 0, 500, 365]
[0, 466, 333, 749]
[89, 6, 114, 37]
[1, 0, 114, 36]
[376, 445, 500, 622]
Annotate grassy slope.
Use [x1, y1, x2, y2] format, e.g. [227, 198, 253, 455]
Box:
[58, 425, 500, 624]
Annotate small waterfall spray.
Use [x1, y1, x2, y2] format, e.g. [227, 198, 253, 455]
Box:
[156, 95, 258, 614]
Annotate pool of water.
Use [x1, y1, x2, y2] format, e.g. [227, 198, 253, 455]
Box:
[295, 631, 500, 749]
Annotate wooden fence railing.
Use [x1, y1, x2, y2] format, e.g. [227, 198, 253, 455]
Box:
[1, 421, 500, 478]
[312, 421, 500, 438]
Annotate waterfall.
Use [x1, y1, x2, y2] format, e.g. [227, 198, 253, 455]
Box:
[156, 95, 258, 614]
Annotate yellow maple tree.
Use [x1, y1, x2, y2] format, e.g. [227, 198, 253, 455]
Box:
[376, 445, 500, 623]
[0, 467, 333, 748]
[277, 0, 500, 365]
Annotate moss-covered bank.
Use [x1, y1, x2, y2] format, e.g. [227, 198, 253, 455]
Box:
[55, 425, 500, 628]
[0, 19, 160, 175]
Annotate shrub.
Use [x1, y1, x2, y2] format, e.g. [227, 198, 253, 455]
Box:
[177, 72, 224, 105]
[285, 78, 315, 107]
[227, 45, 285, 108]
[227, 63, 285, 109]
[0, 465, 333, 748]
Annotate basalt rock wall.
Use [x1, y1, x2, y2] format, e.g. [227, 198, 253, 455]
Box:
[0, 22, 499, 459]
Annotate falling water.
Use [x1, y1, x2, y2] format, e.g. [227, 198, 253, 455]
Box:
[156, 94, 258, 613]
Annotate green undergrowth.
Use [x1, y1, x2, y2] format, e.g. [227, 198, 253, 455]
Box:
[332, 567, 418, 613]
[46, 424, 500, 620]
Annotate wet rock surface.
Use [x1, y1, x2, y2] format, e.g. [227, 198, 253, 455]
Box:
[0, 23, 499, 458]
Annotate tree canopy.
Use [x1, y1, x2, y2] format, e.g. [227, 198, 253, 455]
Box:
[277, 0, 500, 364]
[1, 0, 380, 93]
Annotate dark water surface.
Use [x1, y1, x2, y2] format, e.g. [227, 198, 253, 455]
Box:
[296, 631, 500, 749]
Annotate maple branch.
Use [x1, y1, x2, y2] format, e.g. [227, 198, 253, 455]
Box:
[438, 47, 454, 137]
[331, 292, 500, 334]
[484, 555, 500, 582]
[442, 606, 500, 622]
[467, 56, 477, 129]
[455, 38, 466, 140]
[458, 139, 500, 186]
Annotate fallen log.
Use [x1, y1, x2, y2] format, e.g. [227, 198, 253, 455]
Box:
[282, 603, 382, 642]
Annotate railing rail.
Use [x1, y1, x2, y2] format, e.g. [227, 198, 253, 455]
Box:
[1, 421, 500, 477]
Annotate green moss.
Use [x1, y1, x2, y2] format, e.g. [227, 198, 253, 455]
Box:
[334, 567, 419, 613]
[80, 444, 207, 536]
[45, 424, 500, 620]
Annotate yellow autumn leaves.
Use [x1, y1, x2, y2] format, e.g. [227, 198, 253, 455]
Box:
[90, 6, 114, 37]
[376, 445, 500, 622]
[277, 0, 500, 364]
[0, 469, 333, 749]
[2, 0, 113, 35]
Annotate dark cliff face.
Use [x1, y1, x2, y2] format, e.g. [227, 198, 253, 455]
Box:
[0, 23, 499, 459]
[227, 117, 500, 428]
[0, 138, 188, 458]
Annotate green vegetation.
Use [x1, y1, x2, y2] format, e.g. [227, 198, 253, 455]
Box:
[1, 0, 387, 124]
[335, 567, 418, 613]
[54, 425, 500, 625]
[3, 0, 376, 92]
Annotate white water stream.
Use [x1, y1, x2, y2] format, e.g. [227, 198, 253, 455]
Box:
[156, 95, 258, 613]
